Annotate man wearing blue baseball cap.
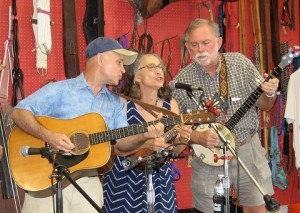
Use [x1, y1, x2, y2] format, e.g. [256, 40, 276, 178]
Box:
[11, 37, 165, 213]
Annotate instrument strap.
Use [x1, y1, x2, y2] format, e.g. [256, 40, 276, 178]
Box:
[160, 38, 173, 82]
[115, 92, 177, 117]
[62, 0, 80, 78]
[219, 54, 228, 111]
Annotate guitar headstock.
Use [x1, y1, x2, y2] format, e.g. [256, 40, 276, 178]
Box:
[181, 110, 216, 125]
[279, 46, 300, 69]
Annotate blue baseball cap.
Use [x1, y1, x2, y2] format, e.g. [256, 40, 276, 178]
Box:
[85, 37, 138, 65]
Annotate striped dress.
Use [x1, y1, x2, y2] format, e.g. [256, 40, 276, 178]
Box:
[103, 99, 178, 213]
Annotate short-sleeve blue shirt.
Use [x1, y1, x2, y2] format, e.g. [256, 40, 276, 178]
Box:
[15, 73, 128, 130]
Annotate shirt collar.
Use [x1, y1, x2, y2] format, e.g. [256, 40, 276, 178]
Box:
[74, 72, 110, 95]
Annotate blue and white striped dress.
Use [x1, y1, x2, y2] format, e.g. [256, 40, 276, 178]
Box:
[103, 99, 178, 213]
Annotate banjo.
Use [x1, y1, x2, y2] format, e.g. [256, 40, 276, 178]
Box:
[192, 48, 299, 166]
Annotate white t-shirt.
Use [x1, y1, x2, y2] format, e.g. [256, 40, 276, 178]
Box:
[284, 68, 300, 169]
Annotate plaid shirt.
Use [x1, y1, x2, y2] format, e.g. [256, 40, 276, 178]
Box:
[172, 52, 264, 142]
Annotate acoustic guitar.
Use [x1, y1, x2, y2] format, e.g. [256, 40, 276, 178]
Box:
[9, 111, 215, 192]
[192, 47, 299, 166]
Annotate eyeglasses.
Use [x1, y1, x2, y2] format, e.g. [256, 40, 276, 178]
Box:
[137, 63, 166, 72]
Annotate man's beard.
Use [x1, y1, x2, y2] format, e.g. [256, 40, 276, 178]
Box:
[193, 52, 211, 66]
[192, 45, 219, 67]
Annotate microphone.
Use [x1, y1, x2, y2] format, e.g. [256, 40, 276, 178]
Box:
[20, 146, 64, 157]
[159, 149, 185, 159]
[122, 157, 141, 171]
[122, 149, 187, 170]
[169, 80, 203, 91]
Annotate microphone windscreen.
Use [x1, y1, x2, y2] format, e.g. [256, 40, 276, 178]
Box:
[20, 146, 29, 157]
[169, 80, 176, 90]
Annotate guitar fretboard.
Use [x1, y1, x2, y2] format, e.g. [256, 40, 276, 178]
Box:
[89, 116, 181, 144]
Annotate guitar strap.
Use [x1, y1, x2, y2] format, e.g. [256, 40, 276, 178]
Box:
[115, 92, 177, 117]
[219, 54, 229, 111]
[62, 0, 80, 78]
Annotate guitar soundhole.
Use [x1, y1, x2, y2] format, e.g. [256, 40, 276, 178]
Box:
[70, 132, 90, 155]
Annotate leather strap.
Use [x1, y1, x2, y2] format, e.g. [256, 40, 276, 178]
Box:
[116, 93, 177, 117]
[281, 0, 293, 28]
[63, 0, 80, 78]
[258, 0, 267, 71]
[218, 1, 226, 53]
[83, 0, 104, 44]
[138, 33, 153, 53]
[160, 39, 173, 82]
[270, 0, 281, 65]
[12, 18, 25, 107]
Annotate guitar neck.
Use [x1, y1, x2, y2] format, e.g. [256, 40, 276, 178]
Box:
[163, 128, 179, 143]
[89, 116, 181, 144]
[225, 66, 283, 131]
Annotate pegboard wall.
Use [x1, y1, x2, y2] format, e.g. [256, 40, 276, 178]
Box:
[0, 0, 300, 210]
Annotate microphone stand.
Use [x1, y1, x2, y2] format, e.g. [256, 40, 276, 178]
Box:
[146, 160, 155, 213]
[40, 152, 103, 213]
[124, 150, 178, 213]
[185, 92, 279, 212]
[210, 123, 280, 212]
[186, 89, 203, 110]
[210, 123, 232, 213]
